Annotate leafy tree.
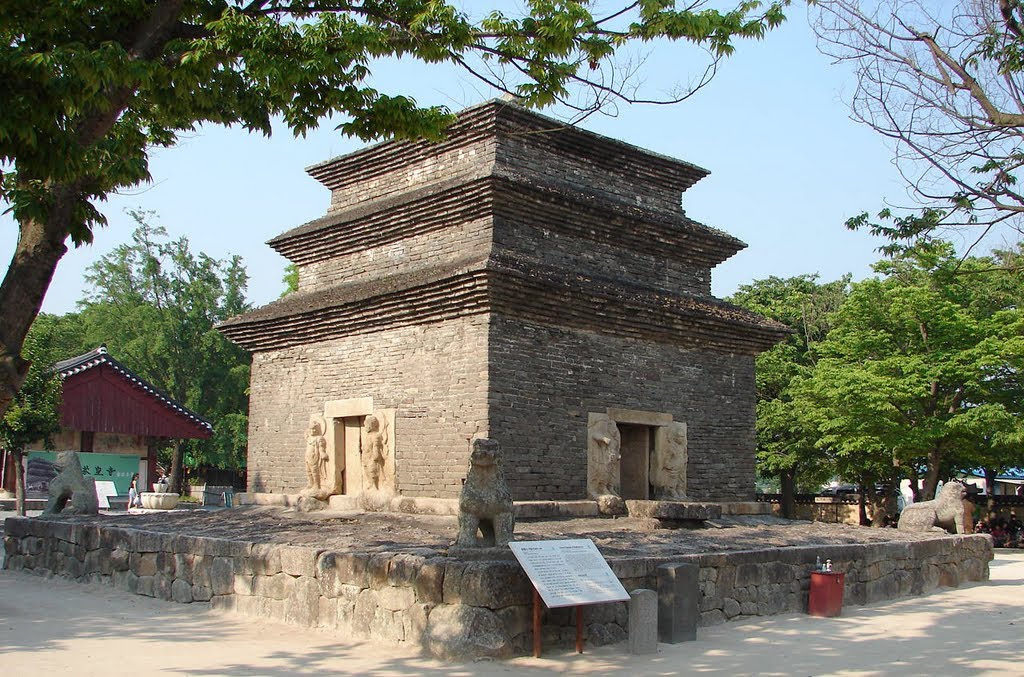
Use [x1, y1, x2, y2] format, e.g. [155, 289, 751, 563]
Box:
[0, 0, 789, 420]
[795, 241, 1024, 516]
[1, 315, 82, 515]
[281, 264, 298, 297]
[813, 0, 1024, 248]
[77, 211, 251, 492]
[730, 274, 849, 517]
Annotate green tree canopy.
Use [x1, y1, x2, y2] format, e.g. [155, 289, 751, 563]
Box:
[1, 314, 82, 514]
[0, 0, 788, 420]
[77, 211, 252, 489]
[729, 274, 849, 513]
[795, 241, 1024, 501]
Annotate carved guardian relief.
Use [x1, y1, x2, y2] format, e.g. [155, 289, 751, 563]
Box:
[302, 414, 335, 499]
[652, 421, 689, 500]
[587, 413, 621, 498]
[361, 409, 396, 496]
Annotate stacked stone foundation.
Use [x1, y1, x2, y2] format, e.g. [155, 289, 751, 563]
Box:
[3, 517, 993, 658]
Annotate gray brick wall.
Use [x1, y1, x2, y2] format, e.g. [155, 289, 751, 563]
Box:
[247, 315, 490, 498]
[298, 216, 493, 292]
[487, 316, 757, 502]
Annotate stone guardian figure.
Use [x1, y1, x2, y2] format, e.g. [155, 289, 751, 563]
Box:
[652, 422, 689, 500]
[303, 416, 328, 493]
[43, 451, 99, 515]
[897, 481, 969, 533]
[360, 413, 387, 493]
[455, 437, 515, 548]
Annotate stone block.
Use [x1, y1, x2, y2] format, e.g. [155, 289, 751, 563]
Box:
[404, 602, 431, 644]
[210, 557, 234, 596]
[628, 589, 658, 655]
[324, 552, 370, 588]
[367, 553, 391, 589]
[280, 545, 318, 577]
[4, 517, 30, 538]
[415, 558, 446, 604]
[84, 548, 112, 576]
[192, 584, 213, 602]
[387, 553, 423, 587]
[131, 552, 158, 578]
[378, 586, 415, 611]
[425, 604, 512, 661]
[156, 550, 177, 577]
[192, 555, 211, 588]
[254, 572, 295, 601]
[112, 569, 138, 594]
[171, 578, 193, 604]
[110, 548, 130, 572]
[284, 577, 320, 626]
[234, 574, 254, 596]
[625, 500, 722, 521]
[132, 530, 163, 553]
[155, 573, 174, 600]
[137, 575, 155, 597]
[657, 562, 698, 643]
[457, 562, 530, 609]
[174, 553, 194, 583]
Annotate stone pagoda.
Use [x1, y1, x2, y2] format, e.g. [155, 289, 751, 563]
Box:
[219, 100, 788, 508]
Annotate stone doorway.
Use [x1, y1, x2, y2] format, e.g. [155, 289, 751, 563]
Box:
[617, 423, 653, 500]
[587, 408, 689, 503]
[331, 417, 363, 495]
[322, 398, 397, 498]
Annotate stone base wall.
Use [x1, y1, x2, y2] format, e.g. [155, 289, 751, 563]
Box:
[3, 517, 992, 659]
[488, 316, 758, 501]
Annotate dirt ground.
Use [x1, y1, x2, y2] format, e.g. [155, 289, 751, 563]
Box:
[1, 544, 1020, 676]
[22, 504, 963, 558]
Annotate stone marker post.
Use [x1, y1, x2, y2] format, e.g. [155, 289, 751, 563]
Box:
[628, 588, 658, 655]
[657, 562, 699, 643]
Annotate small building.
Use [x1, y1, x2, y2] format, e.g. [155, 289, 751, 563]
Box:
[0, 346, 212, 495]
[219, 100, 788, 505]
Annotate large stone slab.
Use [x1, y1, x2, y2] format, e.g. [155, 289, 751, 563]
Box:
[625, 500, 722, 523]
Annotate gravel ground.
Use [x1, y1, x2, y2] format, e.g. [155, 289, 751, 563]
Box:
[3, 504, 966, 559]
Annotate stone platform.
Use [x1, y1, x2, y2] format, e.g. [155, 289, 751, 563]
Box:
[238, 493, 771, 520]
[2, 509, 993, 660]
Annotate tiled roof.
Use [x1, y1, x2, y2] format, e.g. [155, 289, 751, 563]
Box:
[53, 346, 213, 432]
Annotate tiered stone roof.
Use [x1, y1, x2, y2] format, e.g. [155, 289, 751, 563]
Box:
[219, 100, 789, 353]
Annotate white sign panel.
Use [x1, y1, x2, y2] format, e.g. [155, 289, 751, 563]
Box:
[509, 539, 630, 608]
[94, 480, 118, 509]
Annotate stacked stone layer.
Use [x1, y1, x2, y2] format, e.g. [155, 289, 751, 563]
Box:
[3, 517, 994, 659]
[218, 99, 790, 500]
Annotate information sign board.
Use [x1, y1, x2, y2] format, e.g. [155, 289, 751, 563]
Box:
[509, 539, 629, 608]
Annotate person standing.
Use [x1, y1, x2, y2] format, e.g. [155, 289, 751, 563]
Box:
[128, 473, 143, 509]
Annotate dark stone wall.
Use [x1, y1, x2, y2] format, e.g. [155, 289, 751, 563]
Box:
[246, 315, 489, 497]
[487, 316, 757, 502]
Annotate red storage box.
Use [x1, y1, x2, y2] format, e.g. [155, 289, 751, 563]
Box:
[808, 571, 845, 617]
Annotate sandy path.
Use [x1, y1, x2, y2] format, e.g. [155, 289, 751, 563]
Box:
[2, 550, 1022, 675]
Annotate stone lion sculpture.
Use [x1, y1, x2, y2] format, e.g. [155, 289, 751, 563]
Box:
[43, 451, 99, 515]
[455, 437, 514, 548]
[897, 481, 968, 534]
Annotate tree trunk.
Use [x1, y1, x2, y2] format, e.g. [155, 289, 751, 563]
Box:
[858, 481, 870, 526]
[780, 468, 796, 519]
[14, 448, 26, 516]
[0, 214, 71, 419]
[170, 440, 184, 494]
[922, 447, 942, 500]
[984, 467, 998, 514]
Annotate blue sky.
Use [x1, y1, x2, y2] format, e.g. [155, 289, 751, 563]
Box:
[2, 5, 911, 316]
